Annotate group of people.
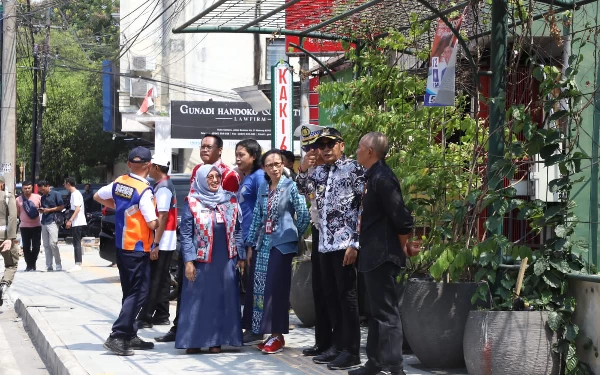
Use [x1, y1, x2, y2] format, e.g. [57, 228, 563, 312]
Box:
[94, 127, 414, 375]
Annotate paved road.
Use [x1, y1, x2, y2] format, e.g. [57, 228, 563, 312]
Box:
[2, 242, 467, 375]
[0, 292, 48, 374]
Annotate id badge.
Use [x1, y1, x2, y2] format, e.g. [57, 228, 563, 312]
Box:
[216, 212, 224, 223]
[265, 220, 273, 234]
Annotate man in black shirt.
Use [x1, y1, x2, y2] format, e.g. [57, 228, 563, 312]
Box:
[351, 132, 414, 375]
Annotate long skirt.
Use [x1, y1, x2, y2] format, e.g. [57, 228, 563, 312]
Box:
[175, 225, 242, 349]
[244, 247, 294, 335]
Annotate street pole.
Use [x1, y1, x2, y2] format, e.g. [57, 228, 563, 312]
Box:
[35, 7, 51, 183]
[31, 44, 38, 184]
[299, 54, 309, 127]
[0, 0, 16, 192]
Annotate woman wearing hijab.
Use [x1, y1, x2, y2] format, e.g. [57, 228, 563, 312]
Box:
[244, 149, 310, 354]
[176, 165, 244, 354]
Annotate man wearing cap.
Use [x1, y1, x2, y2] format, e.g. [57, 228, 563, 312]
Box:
[297, 127, 365, 370]
[190, 133, 240, 193]
[296, 125, 334, 358]
[136, 154, 178, 329]
[94, 146, 159, 356]
[0, 175, 19, 306]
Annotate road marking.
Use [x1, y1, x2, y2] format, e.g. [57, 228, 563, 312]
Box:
[0, 323, 22, 375]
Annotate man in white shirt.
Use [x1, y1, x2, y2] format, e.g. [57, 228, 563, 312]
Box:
[137, 154, 178, 328]
[65, 177, 87, 272]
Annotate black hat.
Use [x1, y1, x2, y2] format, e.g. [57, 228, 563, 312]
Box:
[128, 146, 152, 163]
[316, 127, 344, 142]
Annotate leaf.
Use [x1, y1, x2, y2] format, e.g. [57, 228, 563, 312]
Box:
[542, 272, 561, 288]
[547, 311, 561, 331]
[534, 258, 549, 276]
[485, 216, 502, 232]
[549, 259, 570, 273]
[566, 324, 580, 341]
[501, 278, 515, 289]
[566, 343, 578, 371]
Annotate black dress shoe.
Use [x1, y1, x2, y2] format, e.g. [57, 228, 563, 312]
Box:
[327, 351, 361, 370]
[152, 319, 171, 326]
[103, 336, 134, 356]
[136, 320, 153, 329]
[129, 335, 154, 350]
[303, 345, 328, 356]
[313, 346, 341, 364]
[349, 364, 383, 375]
[154, 330, 176, 342]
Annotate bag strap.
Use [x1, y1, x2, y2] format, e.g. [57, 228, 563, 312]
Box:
[4, 192, 9, 240]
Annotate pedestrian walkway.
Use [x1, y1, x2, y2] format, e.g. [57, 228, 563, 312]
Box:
[5, 243, 468, 375]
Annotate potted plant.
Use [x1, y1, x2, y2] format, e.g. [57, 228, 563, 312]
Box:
[463, 60, 593, 375]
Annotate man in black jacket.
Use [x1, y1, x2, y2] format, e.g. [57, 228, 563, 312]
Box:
[351, 132, 414, 375]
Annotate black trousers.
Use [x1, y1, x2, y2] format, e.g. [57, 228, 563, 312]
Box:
[21, 226, 41, 269]
[71, 226, 83, 264]
[363, 261, 404, 372]
[168, 254, 185, 333]
[138, 250, 174, 323]
[320, 250, 361, 355]
[311, 225, 332, 348]
[111, 249, 150, 339]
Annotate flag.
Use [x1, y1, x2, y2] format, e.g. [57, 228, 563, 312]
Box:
[137, 87, 154, 115]
[425, 9, 467, 107]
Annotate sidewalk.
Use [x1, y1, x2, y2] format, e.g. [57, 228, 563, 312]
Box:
[7, 243, 468, 375]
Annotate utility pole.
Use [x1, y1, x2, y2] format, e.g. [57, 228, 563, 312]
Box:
[0, 0, 17, 192]
[30, 44, 38, 184]
[34, 7, 51, 183]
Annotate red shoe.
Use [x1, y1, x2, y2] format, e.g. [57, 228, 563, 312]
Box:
[262, 335, 285, 354]
[257, 336, 270, 351]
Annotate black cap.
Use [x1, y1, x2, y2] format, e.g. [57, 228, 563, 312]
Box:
[317, 127, 344, 142]
[128, 146, 152, 163]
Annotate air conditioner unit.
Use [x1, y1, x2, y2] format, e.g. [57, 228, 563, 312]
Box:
[131, 56, 156, 72]
[531, 154, 560, 203]
[130, 81, 157, 98]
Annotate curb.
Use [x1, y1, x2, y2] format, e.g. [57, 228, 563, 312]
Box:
[14, 297, 88, 375]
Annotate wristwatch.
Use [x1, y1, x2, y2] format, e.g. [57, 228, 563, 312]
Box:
[153, 242, 160, 248]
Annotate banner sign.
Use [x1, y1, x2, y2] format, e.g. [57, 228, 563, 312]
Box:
[425, 12, 466, 107]
[172, 101, 274, 140]
[271, 61, 293, 151]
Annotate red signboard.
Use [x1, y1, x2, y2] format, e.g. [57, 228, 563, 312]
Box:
[285, 0, 345, 54]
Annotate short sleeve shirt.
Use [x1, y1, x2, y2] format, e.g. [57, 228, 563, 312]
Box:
[69, 190, 87, 227]
[41, 190, 64, 225]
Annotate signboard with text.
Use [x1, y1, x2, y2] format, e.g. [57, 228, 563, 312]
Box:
[285, 0, 344, 55]
[271, 62, 293, 151]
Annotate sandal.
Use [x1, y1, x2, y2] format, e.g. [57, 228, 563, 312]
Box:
[208, 346, 221, 354]
[186, 348, 202, 354]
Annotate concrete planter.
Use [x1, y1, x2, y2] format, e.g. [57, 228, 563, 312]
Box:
[290, 255, 315, 327]
[401, 280, 486, 368]
[463, 311, 558, 375]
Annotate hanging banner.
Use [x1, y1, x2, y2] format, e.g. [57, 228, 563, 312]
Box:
[425, 11, 466, 107]
[271, 61, 293, 151]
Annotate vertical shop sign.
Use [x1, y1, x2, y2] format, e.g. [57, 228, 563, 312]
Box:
[272, 61, 293, 151]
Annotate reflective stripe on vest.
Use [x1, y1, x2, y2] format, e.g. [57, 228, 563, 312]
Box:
[113, 175, 155, 252]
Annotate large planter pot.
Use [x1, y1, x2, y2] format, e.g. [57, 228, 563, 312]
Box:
[401, 280, 488, 368]
[463, 311, 558, 375]
[290, 256, 316, 327]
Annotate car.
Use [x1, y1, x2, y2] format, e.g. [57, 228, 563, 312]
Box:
[99, 174, 192, 265]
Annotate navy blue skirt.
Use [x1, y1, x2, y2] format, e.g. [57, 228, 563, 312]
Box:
[243, 247, 294, 334]
[175, 223, 242, 349]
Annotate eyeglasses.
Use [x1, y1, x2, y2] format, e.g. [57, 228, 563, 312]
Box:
[206, 175, 222, 181]
[200, 145, 215, 151]
[264, 162, 283, 169]
[301, 144, 319, 152]
[317, 140, 340, 150]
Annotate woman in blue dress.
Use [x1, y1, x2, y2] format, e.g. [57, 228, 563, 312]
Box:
[176, 165, 245, 354]
[244, 149, 310, 354]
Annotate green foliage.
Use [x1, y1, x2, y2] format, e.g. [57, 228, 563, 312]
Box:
[16, 0, 124, 184]
[318, 28, 486, 283]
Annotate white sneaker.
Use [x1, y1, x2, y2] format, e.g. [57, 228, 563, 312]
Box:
[55, 265, 62, 272]
[67, 265, 82, 273]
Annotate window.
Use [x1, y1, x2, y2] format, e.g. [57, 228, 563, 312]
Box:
[265, 39, 287, 81]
